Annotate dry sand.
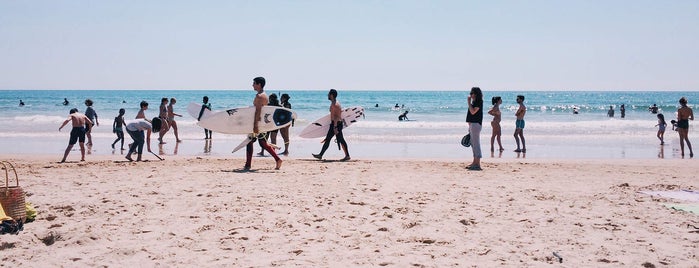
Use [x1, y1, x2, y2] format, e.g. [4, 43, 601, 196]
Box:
[1, 155, 698, 267]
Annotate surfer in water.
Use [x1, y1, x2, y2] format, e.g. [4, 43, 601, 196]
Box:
[398, 111, 409, 121]
[244, 77, 282, 170]
[313, 89, 351, 161]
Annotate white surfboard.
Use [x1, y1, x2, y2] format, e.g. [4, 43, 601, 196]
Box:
[197, 106, 297, 135]
[299, 106, 364, 138]
[230, 134, 282, 154]
[187, 102, 215, 121]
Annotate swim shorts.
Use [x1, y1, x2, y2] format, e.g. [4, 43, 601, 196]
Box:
[69, 126, 86, 145]
[516, 119, 525, 129]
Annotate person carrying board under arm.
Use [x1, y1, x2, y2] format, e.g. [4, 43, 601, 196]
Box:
[244, 77, 282, 171]
[313, 89, 351, 161]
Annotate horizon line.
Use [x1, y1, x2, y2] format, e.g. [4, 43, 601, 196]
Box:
[2, 88, 698, 92]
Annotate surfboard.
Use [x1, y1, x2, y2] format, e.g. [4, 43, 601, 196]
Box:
[197, 106, 297, 135]
[231, 134, 282, 154]
[187, 102, 215, 121]
[299, 106, 364, 138]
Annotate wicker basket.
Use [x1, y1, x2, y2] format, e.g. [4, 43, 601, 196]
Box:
[0, 161, 25, 223]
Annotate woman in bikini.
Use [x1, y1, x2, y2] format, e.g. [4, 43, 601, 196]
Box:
[488, 96, 504, 152]
[677, 97, 694, 157]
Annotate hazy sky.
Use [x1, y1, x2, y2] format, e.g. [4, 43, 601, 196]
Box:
[1, 1, 698, 90]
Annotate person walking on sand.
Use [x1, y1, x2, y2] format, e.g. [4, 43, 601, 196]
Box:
[125, 117, 162, 162]
[513, 95, 527, 153]
[167, 98, 183, 143]
[199, 96, 213, 139]
[157, 98, 170, 144]
[84, 99, 99, 145]
[677, 97, 694, 157]
[111, 108, 127, 150]
[258, 93, 281, 156]
[313, 89, 351, 161]
[279, 93, 293, 155]
[59, 108, 93, 163]
[243, 77, 282, 170]
[466, 87, 484, 170]
[136, 100, 148, 119]
[655, 113, 667, 145]
[488, 96, 504, 152]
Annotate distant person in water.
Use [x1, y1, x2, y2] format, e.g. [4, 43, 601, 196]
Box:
[19, 100, 24, 106]
[655, 113, 667, 145]
[620, 104, 626, 118]
[676, 97, 694, 157]
[136, 101, 148, 119]
[313, 89, 351, 161]
[607, 106, 614, 118]
[112, 108, 127, 150]
[398, 111, 409, 121]
[84, 99, 99, 145]
[63, 98, 69, 106]
[573, 107, 579, 114]
[199, 96, 213, 139]
[488, 96, 504, 152]
[59, 108, 93, 163]
[649, 104, 659, 114]
[513, 95, 527, 153]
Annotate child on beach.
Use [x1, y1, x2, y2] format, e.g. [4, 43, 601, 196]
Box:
[84, 99, 99, 145]
[167, 98, 182, 143]
[59, 108, 94, 163]
[111, 108, 126, 150]
[514, 95, 527, 153]
[655, 114, 667, 145]
[125, 117, 162, 162]
[136, 101, 148, 119]
[488, 96, 504, 152]
[199, 96, 212, 139]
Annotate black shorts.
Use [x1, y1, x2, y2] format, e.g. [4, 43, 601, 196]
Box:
[69, 127, 86, 145]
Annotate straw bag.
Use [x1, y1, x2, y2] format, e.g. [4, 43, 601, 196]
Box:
[0, 161, 25, 223]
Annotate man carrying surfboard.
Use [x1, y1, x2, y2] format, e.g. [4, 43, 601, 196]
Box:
[312, 89, 351, 161]
[244, 77, 282, 170]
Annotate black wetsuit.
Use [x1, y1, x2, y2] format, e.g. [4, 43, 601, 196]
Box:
[317, 121, 348, 156]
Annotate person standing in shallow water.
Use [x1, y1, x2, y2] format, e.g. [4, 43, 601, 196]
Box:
[466, 87, 483, 170]
[513, 95, 527, 153]
[488, 96, 504, 152]
[676, 97, 694, 157]
[313, 89, 351, 161]
[84, 99, 99, 145]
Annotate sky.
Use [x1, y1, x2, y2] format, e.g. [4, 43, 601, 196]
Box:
[1, 0, 698, 91]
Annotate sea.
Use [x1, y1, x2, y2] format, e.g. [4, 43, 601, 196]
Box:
[1, 90, 697, 160]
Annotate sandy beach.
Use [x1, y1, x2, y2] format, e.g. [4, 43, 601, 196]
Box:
[0, 155, 697, 267]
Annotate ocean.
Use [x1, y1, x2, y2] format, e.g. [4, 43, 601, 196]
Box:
[1, 90, 697, 160]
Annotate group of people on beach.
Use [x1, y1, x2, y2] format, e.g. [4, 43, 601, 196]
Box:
[56, 76, 348, 171]
[465, 88, 527, 171]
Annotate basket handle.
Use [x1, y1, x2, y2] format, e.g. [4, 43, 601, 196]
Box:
[1, 161, 19, 189]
